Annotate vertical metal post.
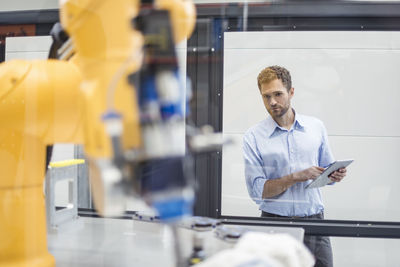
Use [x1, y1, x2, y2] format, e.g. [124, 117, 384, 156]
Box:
[74, 145, 92, 209]
[187, 17, 225, 218]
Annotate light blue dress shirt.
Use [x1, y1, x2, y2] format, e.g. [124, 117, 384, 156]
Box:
[243, 112, 334, 217]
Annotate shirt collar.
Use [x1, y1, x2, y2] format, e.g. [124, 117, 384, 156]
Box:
[265, 109, 305, 138]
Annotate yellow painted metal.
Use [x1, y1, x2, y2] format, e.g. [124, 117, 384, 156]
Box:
[0, 60, 82, 266]
[60, 0, 143, 158]
[0, 60, 83, 189]
[0, 187, 55, 267]
[156, 0, 196, 43]
[49, 159, 85, 168]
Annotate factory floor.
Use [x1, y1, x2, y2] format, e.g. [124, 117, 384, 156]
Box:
[47, 216, 304, 267]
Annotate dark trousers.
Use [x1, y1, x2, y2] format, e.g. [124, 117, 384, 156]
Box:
[261, 211, 333, 267]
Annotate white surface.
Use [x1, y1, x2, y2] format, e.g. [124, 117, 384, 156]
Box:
[48, 216, 400, 267]
[222, 31, 400, 222]
[5, 36, 52, 61]
[6, 36, 52, 52]
[48, 217, 176, 267]
[323, 136, 400, 221]
[331, 237, 400, 267]
[6, 51, 50, 61]
[197, 231, 313, 267]
[222, 133, 260, 217]
[0, 0, 58, 11]
[48, 216, 305, 267]
[224, 31, 400, 50]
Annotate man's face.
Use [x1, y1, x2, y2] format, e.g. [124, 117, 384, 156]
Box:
[260, 79, 294, 120]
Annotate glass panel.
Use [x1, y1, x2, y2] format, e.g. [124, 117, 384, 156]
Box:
[221, 16, 400, 222]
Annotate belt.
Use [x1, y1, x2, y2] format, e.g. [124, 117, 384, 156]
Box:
[261, 211, 324, 219]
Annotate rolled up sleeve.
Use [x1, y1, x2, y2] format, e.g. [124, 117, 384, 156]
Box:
[318, 122, 335, 168]
[243, 132, 267, 204]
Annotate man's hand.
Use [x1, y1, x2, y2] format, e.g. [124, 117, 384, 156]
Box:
[328, 168, 347, 182]
[292, 166, 325, 182]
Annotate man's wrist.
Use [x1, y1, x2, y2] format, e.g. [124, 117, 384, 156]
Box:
[291, 172, 298, 182]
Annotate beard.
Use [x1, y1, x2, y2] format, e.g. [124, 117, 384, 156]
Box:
[268, 103, 290, 118]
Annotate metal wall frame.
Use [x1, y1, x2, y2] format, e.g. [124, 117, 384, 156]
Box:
[0, 9, 58, 25]
[187, 1, 400, 237]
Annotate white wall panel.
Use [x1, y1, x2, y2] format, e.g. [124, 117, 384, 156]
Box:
[6, 51, 50, 61]
[6, 36, 52, 53]
[221, 133, 259, 217]
[224, 46, 400, 136]
[222, 31, 400, 221]
[5, 36, 52, 61]
[0, 0, 58, 11]
[225, 31, 400, 49]
[331, 237, 400, 267]
[323, 136, 400, 222]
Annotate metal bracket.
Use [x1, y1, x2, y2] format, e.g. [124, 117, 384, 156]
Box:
[45, 159, 84, 232]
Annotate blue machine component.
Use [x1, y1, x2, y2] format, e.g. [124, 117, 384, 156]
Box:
[131, 8, 194, 223]
[101, 110, 122, 121]
[138, 69, 185, 122]
[138, 156, 194, 221]
[140, 75, 158, 104]
[158, 70, 185, 119]
[153, 197, 193, 222]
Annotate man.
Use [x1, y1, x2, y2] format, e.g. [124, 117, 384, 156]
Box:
[243, 65, 347, 267]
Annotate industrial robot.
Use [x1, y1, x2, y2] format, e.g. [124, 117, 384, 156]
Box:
[0, 1, 215, 266]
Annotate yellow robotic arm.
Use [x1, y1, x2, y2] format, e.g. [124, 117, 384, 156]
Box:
[0, 59, 83, 267]
[0, 0, 196, 266]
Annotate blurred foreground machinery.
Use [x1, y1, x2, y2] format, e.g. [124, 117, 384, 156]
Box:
[0, 0, 229, 266]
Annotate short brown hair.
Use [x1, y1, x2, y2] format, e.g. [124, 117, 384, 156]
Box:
[257, 65, 292, 91]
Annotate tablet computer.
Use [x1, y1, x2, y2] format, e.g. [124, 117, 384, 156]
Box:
[305, 159, 354, 189]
